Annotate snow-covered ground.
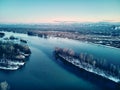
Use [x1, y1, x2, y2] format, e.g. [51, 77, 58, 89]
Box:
[59, 54, 120, 83]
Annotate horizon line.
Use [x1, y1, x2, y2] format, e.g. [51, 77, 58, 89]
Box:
[0, 20, 120, 24]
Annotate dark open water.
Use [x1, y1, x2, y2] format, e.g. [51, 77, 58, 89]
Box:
[0, 32, 120, 90]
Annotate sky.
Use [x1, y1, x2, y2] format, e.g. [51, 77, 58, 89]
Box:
[0, 0, 120, 23]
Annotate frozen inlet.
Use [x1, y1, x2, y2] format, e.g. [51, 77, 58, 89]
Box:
[0, 66, 19, 70]
[0, 59, 25, 70]
[8, 61, 25, 66]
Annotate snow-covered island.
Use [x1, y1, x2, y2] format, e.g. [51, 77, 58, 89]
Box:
[0, 33, 31, 70]
[54, 47, 120, 83]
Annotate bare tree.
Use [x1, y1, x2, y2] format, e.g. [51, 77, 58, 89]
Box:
[93, 60, 96, 67]
[68, 49, 75, 56]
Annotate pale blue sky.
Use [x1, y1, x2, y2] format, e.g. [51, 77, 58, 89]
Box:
[0, 0, 120, 23]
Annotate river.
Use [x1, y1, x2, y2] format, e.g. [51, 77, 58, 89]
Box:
[0, 31, 120, 90]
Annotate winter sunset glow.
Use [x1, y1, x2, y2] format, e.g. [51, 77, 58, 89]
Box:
[0, 0, 120, 23]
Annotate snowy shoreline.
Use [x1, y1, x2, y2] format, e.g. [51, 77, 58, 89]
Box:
[58, 54, 120, 83]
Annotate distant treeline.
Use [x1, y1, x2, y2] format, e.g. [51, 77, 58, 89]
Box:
[0, 23, 120, 36]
